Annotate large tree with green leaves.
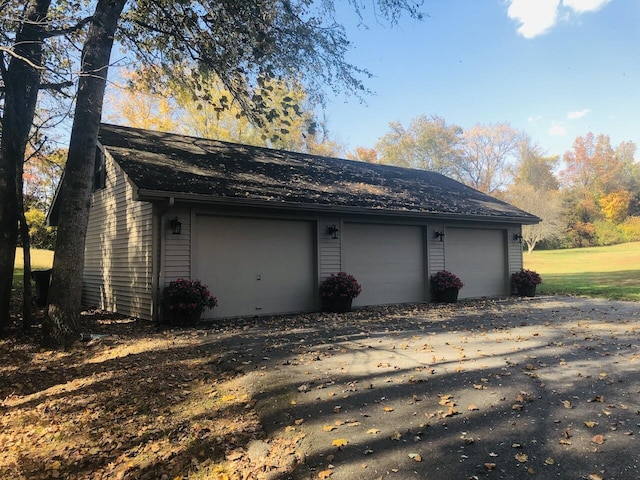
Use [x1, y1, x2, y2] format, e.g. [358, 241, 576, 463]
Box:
[375, 114, 463, 175]
[35, 0, 424, 347]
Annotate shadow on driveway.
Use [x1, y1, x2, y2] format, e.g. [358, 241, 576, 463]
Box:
[210, 296, 639, 480]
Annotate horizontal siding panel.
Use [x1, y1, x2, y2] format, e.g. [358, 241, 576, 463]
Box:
[428, 223, 446, 274]
[163, 209, 192, 282]
[82, 153, 153, 320]
[319, 219, 341, 280]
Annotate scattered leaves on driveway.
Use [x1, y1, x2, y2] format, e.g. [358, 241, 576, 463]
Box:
[3, 296, 640, 479]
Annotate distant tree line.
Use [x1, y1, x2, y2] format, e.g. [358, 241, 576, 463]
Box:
[349, 115, 640, 252]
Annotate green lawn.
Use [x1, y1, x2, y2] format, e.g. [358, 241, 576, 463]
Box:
[524, 242, 640, 301]
[13, 248, 54, 290]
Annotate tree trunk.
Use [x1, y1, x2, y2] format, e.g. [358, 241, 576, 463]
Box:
[0, 0, 51, 333]
[43, 0, 127, 348]
[19, 197, 33, 331]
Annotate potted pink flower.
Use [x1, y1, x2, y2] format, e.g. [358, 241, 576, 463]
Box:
[161, 278, 218, 325]
[430, 270, 464, 303]
[511, 269, 542, 297]
[320, 272, 362, 313]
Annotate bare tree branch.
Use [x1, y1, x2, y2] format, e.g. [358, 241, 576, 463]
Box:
[0, 79, 73, 93]
[0, 45, 45, 70]
[42, 16, 93, 38]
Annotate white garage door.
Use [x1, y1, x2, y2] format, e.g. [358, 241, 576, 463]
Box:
[343, 223, 425, 307]
[194, 216, 315, 318]
[444, 228, 506, 299]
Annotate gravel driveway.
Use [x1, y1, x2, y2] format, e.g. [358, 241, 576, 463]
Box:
[213, 295, 640, 480]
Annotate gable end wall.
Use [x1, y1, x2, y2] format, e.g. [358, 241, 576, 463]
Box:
[83, 151, 154, 319]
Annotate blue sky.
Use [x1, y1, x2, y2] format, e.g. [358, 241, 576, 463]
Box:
[325, 0, 640, 158]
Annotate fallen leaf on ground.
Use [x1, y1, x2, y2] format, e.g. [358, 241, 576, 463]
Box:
[323, 425, 337, 432]
[408, 453, 422, 462]
[515, 453, 528, 462]
[318, 469, 333, 479]
[441, 405, 459, 418]
[331, 438, 348, 447]
[591, 434, 605, 445]
[584, 421, 598, 428]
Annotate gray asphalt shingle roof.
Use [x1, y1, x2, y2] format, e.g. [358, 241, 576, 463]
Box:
[98, 123, 539, 223]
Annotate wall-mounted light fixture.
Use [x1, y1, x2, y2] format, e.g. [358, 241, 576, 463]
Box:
[434, 230, 445, 242]
[326, 224, 339, 240]
[169, 217, 182, 235]
[513, 233, 523, 243]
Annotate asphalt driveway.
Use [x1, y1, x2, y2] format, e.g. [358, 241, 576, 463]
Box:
[212, 295, 640, 480]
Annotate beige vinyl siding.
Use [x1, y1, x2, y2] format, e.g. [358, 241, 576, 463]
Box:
[428, 223, 445, 274]
[83, 152, 154, 319]
[163, 209, 192, 282]
[318, 219, 341, 280]
[507, 226, 524, 292]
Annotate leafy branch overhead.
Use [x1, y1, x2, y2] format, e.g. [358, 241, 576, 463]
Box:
[118, 1, 424, 125]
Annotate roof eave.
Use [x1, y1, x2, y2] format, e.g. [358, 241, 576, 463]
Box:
[135, 189, 541, 225]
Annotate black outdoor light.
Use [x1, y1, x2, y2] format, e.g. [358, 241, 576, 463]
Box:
[327, 224, 339, 240]
[513, 233, 523, 243]
[169, 217, 182, 235]
[434, 230, 445, 242]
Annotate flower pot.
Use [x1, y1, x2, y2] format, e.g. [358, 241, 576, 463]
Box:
[516, 285, 537, 297]
[323, 297, 353, 313]
[165, 308, 203, 326]
[433, 287, 459, 303]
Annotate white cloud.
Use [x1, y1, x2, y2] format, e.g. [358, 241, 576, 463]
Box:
[549, 122, 567, 136]
[507, 0, 560, 38]
[563, 0, 612, 13]
[527, 115, 543, 124]
[567, 109, 591, 120]
[507, 0, 612, 39]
